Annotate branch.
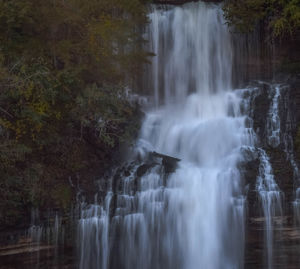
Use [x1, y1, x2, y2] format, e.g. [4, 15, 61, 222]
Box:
[0, 106, 14, 118]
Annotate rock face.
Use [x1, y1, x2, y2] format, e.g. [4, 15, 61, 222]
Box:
[151, 151, 180, 173]
[240, 78, 300, 268]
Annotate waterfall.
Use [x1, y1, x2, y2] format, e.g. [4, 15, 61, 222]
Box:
[149, 3, 232, 106]
[78, 2, 250, 269]
[256, 148, 283, 269]
[77, 2, 291, 269]
[138, 6, 247, 268]
[78, 193, 112, 269]
[26, 209, 66, 268]
[267, 85, 281, 147]
[238, 83, 284, 268]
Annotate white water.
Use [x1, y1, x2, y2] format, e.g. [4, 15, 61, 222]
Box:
[77, 3, 288, 269]
[78, 3, 249, 268]
[109, 3, 247, 268]
[293, 188, 300, 224]
[136, 4, 248, 268]
[256, 148, 282, 269]
[239, 84, 283, 269]
[258, 83, 284, 269]
[149, 3, 232, 106]
[267, 85, 281, 147]
[78, 193, 112, 269]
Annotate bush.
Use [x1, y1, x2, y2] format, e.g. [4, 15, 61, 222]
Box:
[223, 0, 300, 38]
[0, 0, 150, 227]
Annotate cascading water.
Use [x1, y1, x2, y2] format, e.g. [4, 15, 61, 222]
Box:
[267, 85, 281, 148]
[149, 3, 232, 106]
[77, 2, 294, 269]
[79, 2, 252, 269]
[78, 193, 112, 269]
[238, 83, 284, 268]
[256, 148, 283, 269]
[138, 5, 249, 268]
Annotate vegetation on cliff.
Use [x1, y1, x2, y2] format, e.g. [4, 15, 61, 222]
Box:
[223, 0, 300, 38]
[0, 0, 150, 227]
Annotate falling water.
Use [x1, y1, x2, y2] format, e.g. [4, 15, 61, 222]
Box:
[149, 3, 232, 106]
[256, 148, 283, 269]
[280, 86, 300, 226]
[267, 85, 281, 147]
[26, 209, 66, 268]
[239, 83, 284, 268]
[260, 83, 284, 269]
[78, 2, 254, 268]
[138, 6, 247, 268]
[78, 193, 112, 269]
[293, 188, 300, 224]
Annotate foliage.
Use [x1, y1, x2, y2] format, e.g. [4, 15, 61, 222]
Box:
[279, 60, 300, 74]
[223, 0, 300, 38]
[0, 0, 149, 227]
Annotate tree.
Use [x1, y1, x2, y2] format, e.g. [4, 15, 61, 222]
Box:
[0, 0, 150, 227]
[223, 0, 300, 38]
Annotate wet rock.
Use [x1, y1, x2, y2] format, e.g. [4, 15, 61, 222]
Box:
[243, 77, 300, 269]
[266, 147, 294, 204]
[247, 80, 299, 205]
[251, 82, 272, 145]
[136, 163, 157, 177]
[239, 157, 260, 218]
[151, 151, 180, 174]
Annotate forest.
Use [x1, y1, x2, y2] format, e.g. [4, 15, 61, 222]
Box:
[0, 0, 150, 227]
[224, 0, 300, 38]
